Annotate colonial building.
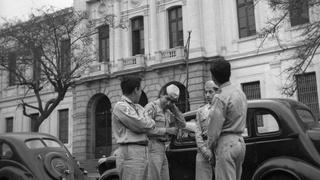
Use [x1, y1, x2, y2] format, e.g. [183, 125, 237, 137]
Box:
[1, 1, 320, 176]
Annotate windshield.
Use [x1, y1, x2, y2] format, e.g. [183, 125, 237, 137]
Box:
[296, 108, 317, 124]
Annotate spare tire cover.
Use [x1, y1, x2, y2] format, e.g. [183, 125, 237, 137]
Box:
[0, 166, 30, 180]
[44, 152, 73, 180]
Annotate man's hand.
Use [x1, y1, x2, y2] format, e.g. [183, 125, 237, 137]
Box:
[200, 147, 213, 161]
[166, 127, 178, 135]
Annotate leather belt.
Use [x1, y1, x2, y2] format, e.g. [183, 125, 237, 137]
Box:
[150, 138, 168, 143]
[119, 141, 148, 146]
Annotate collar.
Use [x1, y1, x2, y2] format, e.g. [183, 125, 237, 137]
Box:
[219, 81, 231, 89]
[121, 95, 134, 105]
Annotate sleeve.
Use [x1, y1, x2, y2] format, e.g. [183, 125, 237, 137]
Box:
[169, 105, 186, 128]
[195, 109, 206, 149]
[113, 102, 155, 133]
[144, 103, 166, 136]
[207, 96, 226, 149]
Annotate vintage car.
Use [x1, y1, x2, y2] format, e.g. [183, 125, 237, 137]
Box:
[97, 98, 320, 180]
[0, 132, 87, 180]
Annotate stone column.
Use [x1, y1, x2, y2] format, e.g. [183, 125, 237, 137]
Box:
[185, 0, 202, 58]
[114, 0, 122, 60]
[149, 0, 158, 55]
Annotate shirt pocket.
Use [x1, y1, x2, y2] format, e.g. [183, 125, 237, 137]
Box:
[154, 110, 166, 127]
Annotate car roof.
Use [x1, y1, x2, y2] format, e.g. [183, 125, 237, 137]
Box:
[0, 132, 56, 143]
[183, 98, 310, 117]
[248, 98, 309, 109]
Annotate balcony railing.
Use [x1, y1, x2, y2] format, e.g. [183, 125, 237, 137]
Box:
[156, 46, 185, 63]
[118, 54, 146, 71]
[80, 47, 186, 79]
[85, 61, 110, 76]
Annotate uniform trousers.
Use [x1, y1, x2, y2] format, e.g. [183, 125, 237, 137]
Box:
[117, 144, 149, 180]
[195, 151, 214, 180]
[214, 134, 246, 180]
[147, 139, 170, 180]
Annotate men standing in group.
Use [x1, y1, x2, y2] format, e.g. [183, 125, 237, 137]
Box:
[144, 84, 186, 180]
[112, 75, 155, 180]
[207, 59, 247, 180]
[195, 80, 219, 180]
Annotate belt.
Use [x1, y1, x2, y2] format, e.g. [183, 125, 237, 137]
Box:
[220, 132, 242, 137]
[119, 141, 148, 146]
[150, 138, 169, 143]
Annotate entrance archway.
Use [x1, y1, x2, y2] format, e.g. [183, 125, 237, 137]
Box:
[138, 91, 148, 107]
[94, 95, 112, 158]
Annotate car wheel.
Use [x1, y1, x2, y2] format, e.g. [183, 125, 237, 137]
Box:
[44, 152, 73, 180]
[263, 172, 297, 180]
[0, 167, 30, 180]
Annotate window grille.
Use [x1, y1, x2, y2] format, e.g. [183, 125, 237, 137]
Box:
[59, 109, 69, 144]
[30, 113, 39, 132]
[242, 81, 261, 100]
[296, 72, 320, 119]
[5, 117, 13, 132]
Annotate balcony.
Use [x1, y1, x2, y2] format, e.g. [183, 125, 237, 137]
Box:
[117, 54, 146, 71]
[85, 61, 110, 76]
[156, 46, 185, 63]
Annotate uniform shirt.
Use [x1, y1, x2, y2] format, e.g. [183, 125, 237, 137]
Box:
[195, 104, 211, 149]
[144, 99, 185, 141]
[112, 95, 155, 144]
[207, 81, 247, 149]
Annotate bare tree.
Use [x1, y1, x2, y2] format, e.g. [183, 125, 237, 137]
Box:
[258, 0, 320, 96]
[0, 7, 99, 131]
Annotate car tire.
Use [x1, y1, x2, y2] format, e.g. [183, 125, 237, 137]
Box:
[0, 166, 30, 180]
[263, 172, 297, 180]
[44, 152, 73, 180]
[99, 168, 119, 180]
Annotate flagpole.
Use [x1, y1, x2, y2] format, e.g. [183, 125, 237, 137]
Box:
[185, 31, 191, 111]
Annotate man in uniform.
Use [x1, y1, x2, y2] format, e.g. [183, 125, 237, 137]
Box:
[195, 80, 219, 180]
[144, 84, 186, 180]
[112, 76, 156, 180]
[208, 59, 247, 180]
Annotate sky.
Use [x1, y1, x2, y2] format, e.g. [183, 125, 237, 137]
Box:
[0, 0, 73, 25]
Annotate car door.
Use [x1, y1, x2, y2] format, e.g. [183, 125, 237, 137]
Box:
[166, 115, 197, 180]
[248, 108, 304, 176]
[242, 108, 259, 180]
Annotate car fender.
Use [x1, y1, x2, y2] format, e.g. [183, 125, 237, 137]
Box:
[44, 152, 73, 180]
[252, 157, 320, 180]
[0, 166, 33, 180]
[97, 155, 117, 175]
[98, 168, 119, 180]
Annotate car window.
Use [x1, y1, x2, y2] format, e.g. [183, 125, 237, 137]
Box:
[1, 143, 13, 159]
[255, 110, 280, 134]
[242, 128, 248, 137]
[25, 139, 46, 149]
[43, 139, 62, 148]
[296, 108, 317, 123]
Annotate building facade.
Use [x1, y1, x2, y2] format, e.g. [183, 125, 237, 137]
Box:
[1, 0, 320, 166]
